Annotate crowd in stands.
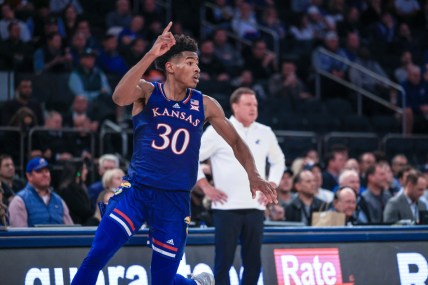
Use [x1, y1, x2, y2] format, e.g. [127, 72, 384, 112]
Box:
[0, 0, 427, 227]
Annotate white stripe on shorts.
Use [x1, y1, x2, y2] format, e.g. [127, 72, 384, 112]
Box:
[109, 213, 132, 236]
[152, 244, 176, 258]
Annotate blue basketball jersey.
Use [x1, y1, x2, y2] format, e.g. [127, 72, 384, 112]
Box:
[127, 82, 205, 191]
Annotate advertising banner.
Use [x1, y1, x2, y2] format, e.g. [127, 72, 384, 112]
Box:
[1, 241, 428, 284]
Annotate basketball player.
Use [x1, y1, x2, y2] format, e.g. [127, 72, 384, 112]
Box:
[71, 22, 277, 285]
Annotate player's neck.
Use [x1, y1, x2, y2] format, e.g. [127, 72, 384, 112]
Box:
[163, 81, 187, 101]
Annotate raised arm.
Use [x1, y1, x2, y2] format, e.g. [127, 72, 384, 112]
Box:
[112, 22, 176, 106]
[203, 95, 278, 204]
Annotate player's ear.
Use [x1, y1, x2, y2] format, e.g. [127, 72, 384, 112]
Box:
[165, 61, 174, 73]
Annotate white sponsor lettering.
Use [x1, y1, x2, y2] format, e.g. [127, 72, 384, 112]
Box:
[280, 255, 336, 285]
[397, 253, 428, 285]
[24, 253, 262, 285]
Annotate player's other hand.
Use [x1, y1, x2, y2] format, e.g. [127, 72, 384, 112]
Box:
[148, 21, 176, 57]
[250, 176, 278, 204]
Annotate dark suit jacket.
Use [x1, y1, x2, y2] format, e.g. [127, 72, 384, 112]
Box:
[285, 196, 326, 225]
[383, 193, 427, 224]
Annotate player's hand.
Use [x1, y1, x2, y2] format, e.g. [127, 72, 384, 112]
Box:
[201, 184, 228, 205]
[148, 21, 176, 57]
[249, 176, 278, 204]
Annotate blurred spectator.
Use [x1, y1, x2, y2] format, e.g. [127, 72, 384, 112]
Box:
[75, 19, 100, 50]
[1, 79, 44, 126]
[312, 31, 350, 99]
[205, 0, 234, 30]
[399, 65, 428, 134]
[212, 28, 243, 75]
[243, 39, 277, 81]
[337, 6, 363, 38]
[102, 168, 125, 192]
[58, 160, 93, 225]
[231, 2, 260, 41]
[31, 111, 73, 164]
[327, 0, 346, 25]
[198, 39, 229, 82]
[8, 157, 74, 227]
[84, 188, 115, 226]
[312, 31, 347, 75]
[0, 154, 25, 206]
[33, 32, 72, 74]
[268, 60, 304, 102]
[63, 95, 98, 129]
[291, 0, 311, 13]
[344, 158, 360, 175]
[68, 48, 111, 103]
[307, 163, 334, 203]
[138, 0, 165, 28]
[396, 165, 415, 193]
[69, 31, 88, 68]
[260, 5, 286, 44]
[359, 151, 376, 187]
[338, 169, 362, 196]
[97, 34, 128, 76]
[118, 15, 146, 53]
[8, 106, 38, 131]
[361, 0, 384, 27]
[306, 5, 330, 41]
[62, 4, 80, 41]
[349, 47, 390, 115]
[358, 164, 392, 224]
[68, 113, 95, 160]
[0, 3, 31, 42]
[384, 169, 427, 224]
[277, 169, 295, 207]
[231, 69, 267, 100]
[341, 31, 360, 62]
[50, 0, 83, 15]
[333, 186, 358, 225]
[289, 13, 315, 41]
[379, 161, 397, 196]
[88, 154, 119, 208]
[285, 170, 325, 225]
[0, 21, 34, 71]
[371, 12, 396, 44]
[394, 50, 414, 83]
[122, 38, 148, 68]
[106, 0, 132, 31]
[321, 149, 347, 191]
[394, 0, 420, 22]
[391, 154, 409, 192]
[394, 22, 420, 57]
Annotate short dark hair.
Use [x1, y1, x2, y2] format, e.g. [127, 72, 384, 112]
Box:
[154, 34, 198, 72]
[229, 87, 256, 106]
[0, 154, 12, 166]
[404, 170, 423, 186]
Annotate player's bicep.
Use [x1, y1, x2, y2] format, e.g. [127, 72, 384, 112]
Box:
[204, 96, 240, 147]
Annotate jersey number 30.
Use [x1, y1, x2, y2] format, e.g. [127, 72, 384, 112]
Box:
[151, 123, 190, 155]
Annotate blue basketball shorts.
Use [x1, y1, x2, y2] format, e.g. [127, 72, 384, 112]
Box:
[104, 179, 191, 260]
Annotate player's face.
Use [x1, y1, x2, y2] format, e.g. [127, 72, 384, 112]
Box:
[232, 93, 258, 127]
[170, 51, 200, 88]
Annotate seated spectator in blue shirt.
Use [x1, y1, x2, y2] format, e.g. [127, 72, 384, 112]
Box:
[399, 65, 428, 134]
[97, 34, 128, 76]
[8, 157, 74, 227]
[68, 48, 111, 102]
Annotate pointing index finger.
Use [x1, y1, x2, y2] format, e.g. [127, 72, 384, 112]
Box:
[162, 21, 173, 35]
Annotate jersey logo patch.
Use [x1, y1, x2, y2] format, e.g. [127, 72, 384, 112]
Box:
[166, 239, 175, 245]
[172, 103, 180, 108]
[184, 216, 191, 224]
